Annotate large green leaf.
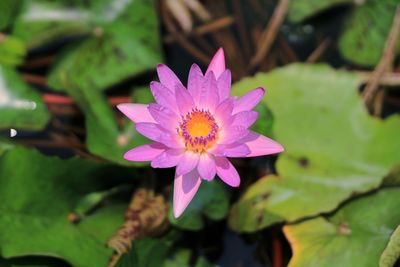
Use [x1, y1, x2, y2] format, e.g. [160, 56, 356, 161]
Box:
[380, 225, 400, 267]
[283, 188, 400, 267]
[229, 64, 400, 232]
[0, 66, 50, 130]
[77, 203, 127, 244]
[288, 0, 353, 22]
[339, 0, 400, 66]
[47, 0, 162, 92]
[12, 0, 92, 49]
[0, 147, 130, 267]
[63, 84, 149, 165]
[168, 180, 230, 231]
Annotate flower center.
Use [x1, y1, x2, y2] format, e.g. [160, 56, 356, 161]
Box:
[179, 108, 219, 153]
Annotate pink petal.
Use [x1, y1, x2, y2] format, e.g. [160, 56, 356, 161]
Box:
[173, 169, 202, 218]
[157, 64, 182, 92]
[176, 152, 200, 176]
[219, 126, 249, 144]
[214, 97, 234, 128]
[151, 148, 184, 168]
[215, 157, 240, 187]
[206, 48, 225, 79]
[231, 111, 259, 128]
[197, 153, 216, 181]
[124, 143, 166, 161]
[148, 104, 179, 132]
[211, 143, 250, 158]
[241, 131, 284, 157]
[187, 64, 204, 103]
[150, 81, 179, 114]
[232, 87, 265, 114]
[217, 70, 231, 101]
[135, 123, 182, 149]
[117, 104, 156, 123]
[159, 134, 184, 149]
[135, 122, 164, 142]
[175, 83, 195, 115]
[198, 71, 219, 112]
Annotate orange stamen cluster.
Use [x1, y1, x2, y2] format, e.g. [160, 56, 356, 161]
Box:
[178, 108, 218, 153]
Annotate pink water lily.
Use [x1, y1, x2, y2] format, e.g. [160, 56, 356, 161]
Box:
[117, 48, 284, 218]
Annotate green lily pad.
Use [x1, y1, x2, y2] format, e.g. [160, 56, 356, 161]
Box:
[0, 66, 50, 130]
[283, 188, 400, 267]
[380, 225, 400, 267]
[383, 165, 400, 186]
[288, 0, 353, 22]
[0, 146, 130, 267]
[12, 0, 92, 49]
[77, 203, 127, 245]
[47, 0, 162, 92]
[116, 238, 170, 267]
[229, 64, 400, 232]
[63, 83, 149, 166]
[168, 180, 230, 231]
[339, 0, 400, 66]
[0, 35, 26, 66]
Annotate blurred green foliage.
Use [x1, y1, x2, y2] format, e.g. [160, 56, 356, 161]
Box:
[288, 0, 400, 66]
[0, 35, 26, 66]
[288, 0, 353, 22]
[0, 66, 49, 130]
[45, 0, 162, 91]
[0, 0, 22, 30]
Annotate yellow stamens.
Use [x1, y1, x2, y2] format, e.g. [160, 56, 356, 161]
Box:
[179, 108, 218, 153]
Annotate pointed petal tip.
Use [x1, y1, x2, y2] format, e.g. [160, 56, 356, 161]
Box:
[123, 151, 141, 162]
[173, 203, 184, 218]
[214, 47, 225, 62]
[264, 138, 285, 154]
[276, 143, 285, 153]
[254, 87, 266, 97]
[206, 48, 226, 79]
[123, 151, 132, 161]
[230, 180, 240, 187]
[243, 132, 285, 157]
[190, 63, 203, 73]
[116, 103, 128, 113]
[116, 103, 156, 123]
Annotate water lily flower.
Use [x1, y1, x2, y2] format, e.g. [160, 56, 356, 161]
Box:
[117, 48, 284, 218]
